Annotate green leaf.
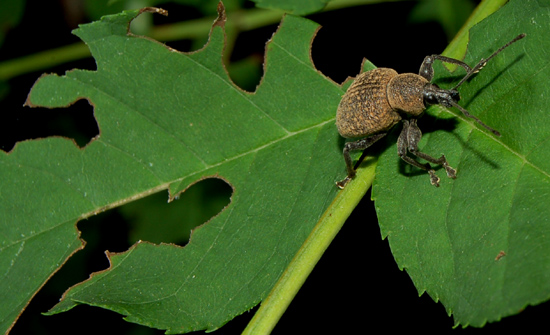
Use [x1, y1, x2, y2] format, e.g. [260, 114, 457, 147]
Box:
[374, 0, 550, 327]
[1, 6, 345, 333]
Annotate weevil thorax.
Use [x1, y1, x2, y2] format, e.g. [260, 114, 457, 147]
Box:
[386, 73, 429, 116]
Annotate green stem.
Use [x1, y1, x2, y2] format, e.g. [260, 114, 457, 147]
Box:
[0, 43, 91, 81]
[241, 159, 378, 335]
[0, 8, 281, 81]
[0, 0, 389, 81]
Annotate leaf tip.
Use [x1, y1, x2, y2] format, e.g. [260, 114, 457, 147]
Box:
[214, 1, 227, 28]
[138, 7, 168, 17]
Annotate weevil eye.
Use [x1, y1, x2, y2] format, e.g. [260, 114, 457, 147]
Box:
[423, 83, 447, 106]
[423, 92, 437, 105]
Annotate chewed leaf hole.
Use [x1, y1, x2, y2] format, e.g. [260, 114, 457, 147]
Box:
[119, 178, 232, 246]
[69, 178, 232, 300]
[2, 99, 99, 152]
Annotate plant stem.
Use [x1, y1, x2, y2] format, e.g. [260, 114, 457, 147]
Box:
[0, 8, 277, 81]
[241, 159, 377, 335]
[0, 43, 91, 81]
[0, 0, 388, 81]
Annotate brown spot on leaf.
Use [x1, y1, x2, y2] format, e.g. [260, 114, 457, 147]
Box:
[495, 250, 506, 261]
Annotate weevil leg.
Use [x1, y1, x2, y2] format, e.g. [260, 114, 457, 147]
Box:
[419, 55, 473, 81]
[398, 119, 456, 186]
[406, 119, 457, 180]
[397, 120, 440, 186]
[336, 133, 387, 189]
[420, 35, 525, 86]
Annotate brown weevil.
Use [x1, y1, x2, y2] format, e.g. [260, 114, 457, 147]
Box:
[336, 34, 526, 189]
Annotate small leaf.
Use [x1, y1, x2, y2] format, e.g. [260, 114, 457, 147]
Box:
[251, 0, 330, 15]
[373, 0, 550, 327]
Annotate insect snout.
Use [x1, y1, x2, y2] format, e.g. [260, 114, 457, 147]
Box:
[423, 85, 460, 108]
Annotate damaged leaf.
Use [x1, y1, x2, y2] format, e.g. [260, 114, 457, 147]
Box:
[2, 5, 344, 333]
[374, 0, 550, 327]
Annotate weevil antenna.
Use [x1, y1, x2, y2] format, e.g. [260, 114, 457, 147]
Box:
[448, 99, 501, 136]
[452, 33, 526, 90]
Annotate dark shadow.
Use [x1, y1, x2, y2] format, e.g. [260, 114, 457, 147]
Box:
[309, 2, 447, 84]
[396, 113, 500, 178]
[464, 54, 525, 109]
[449, 128, 501, 169]
[431, 54, 525, 110]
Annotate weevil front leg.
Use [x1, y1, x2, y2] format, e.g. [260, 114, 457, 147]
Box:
[336, 133, 387, 189]
[419, 54, 473, 81]
[398, 119, 456, 186]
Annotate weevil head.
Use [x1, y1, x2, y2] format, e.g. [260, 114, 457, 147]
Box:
[423, 83, 501, 136]
[423, 83, 460, 108]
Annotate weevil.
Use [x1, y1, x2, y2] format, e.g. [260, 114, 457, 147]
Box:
[336, 34, 525, 189]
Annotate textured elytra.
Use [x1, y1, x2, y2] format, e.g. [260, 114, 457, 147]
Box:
[336, 68, 401, 139]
